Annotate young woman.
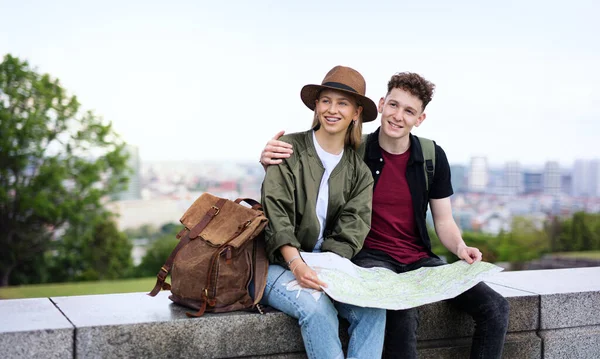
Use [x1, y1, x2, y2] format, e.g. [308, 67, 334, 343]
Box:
[260, 65, 385, 359]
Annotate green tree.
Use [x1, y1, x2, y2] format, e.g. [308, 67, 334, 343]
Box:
[545, 216, 562, 252]
[555, 212, 600, 252]
[135, 232, 180, 278]
[47, 212, 133, 282]
[496, 217, 549, 264]
[0, 54, 129, 286]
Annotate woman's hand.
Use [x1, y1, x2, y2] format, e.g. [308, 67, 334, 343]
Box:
[291, 261, 327, 290]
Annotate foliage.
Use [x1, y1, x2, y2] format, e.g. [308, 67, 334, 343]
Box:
[552, 212, 600, 252]
[431, 216, 550, 264]
[124, 222, 183, 278]
[0, 54, 129, 286]
[495, 217, 550, 263]
[431, 212, 599, 266]
[134, 233, 180, 278]
[46, 212, 134, 282]
[551, 251, 600, 259]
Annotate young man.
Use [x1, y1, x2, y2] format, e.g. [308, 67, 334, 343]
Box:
[260, 72, 509, 359]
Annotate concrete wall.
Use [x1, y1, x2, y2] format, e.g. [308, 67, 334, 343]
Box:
[1, 267, 600, 358]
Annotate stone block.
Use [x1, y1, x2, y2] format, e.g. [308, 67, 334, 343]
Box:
[52, 291, 303, 358]
[418, 332, 541, 359]
[0, 298, 73, 359]
[539, 325, 600, 359]
[487, 267, 600, 329]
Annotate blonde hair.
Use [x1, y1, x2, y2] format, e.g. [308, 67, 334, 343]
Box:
[311, 94, 364, 150]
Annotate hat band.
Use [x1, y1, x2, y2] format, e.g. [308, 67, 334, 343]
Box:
[322, 82, 358, 94]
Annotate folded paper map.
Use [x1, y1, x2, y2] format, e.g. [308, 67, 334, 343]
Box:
[301, 252, 503, 310]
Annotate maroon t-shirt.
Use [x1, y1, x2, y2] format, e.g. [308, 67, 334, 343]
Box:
[364, 148, 429, 264]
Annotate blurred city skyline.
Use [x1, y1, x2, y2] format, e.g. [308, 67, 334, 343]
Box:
[1, 0, 599, 166]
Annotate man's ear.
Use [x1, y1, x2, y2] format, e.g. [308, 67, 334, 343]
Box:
[415, 113, 426, 127]
[378, 97, 385, 113]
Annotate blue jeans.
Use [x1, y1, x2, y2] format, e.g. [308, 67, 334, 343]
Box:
[353, 249, 509, 359]
[261, 264, 386, 359]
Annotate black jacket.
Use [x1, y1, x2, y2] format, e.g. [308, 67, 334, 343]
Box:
[359, 128, 454, 256]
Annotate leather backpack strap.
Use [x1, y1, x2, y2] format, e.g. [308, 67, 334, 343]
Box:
[252, 234, 269, 307]
[148, 198, 227, 297]
[235, 197, 263, 211]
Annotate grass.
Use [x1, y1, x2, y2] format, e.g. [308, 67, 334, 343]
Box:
[0, 277, 159, 299]
[552, 251, 600, 259]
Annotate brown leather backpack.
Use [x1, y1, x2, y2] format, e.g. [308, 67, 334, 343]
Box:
[148, 193, 269, 317]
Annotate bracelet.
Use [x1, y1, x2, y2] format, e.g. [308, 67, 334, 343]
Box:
[286, 255, 301, 269]
[291, 261, 305, 275]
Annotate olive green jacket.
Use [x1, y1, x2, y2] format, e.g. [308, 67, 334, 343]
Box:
[261, 130, 374, 265]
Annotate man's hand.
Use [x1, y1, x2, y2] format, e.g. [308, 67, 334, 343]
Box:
[260, 130, 293, 169]
[456, 244, 482, 264]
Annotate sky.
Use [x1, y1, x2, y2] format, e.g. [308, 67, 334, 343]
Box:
[1, 0, 599, 167]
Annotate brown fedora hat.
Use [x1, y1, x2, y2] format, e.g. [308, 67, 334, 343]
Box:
[300, 65, 378, 123]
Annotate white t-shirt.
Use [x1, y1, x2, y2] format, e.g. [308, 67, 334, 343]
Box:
[312, 130, 343, 251]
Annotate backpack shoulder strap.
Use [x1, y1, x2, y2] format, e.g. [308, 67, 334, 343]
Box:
[418, 136, 436, 192]
[252, 233, 268, 311]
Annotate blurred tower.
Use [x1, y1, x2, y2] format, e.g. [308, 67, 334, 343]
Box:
[561, 172, 572, 196]
[503, 161, 523, 195]
[450, 164, 467, 193]
[572, 159, 600, 197]
[468, 156, 488, 193]
[543, 161, 561, 195]
[524, 171, 543, 194]
[117, 145, 142, 200]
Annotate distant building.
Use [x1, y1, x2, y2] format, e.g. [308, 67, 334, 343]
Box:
[503, 161, 523, 195]
[543, 161, 561, 195]
[468, 156, 488, 193]
[116, 145, 142, 201]
[474, 209, 511, 235]
[450, 165, 468, 193]
[524, 171, 543, 194]
[561, 173, 572, 196]
[572, 159, 600, 197]
[106, 198, 194, 230]
[487, 168, 504, 194]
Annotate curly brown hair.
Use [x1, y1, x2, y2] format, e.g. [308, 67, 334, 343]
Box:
[387, 72, 436, 111]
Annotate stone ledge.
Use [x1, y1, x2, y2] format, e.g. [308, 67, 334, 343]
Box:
[2, 267, 600, 359]
[539, 325, 600, 359]
[0, 298, 74, 359]
[486, 267, 600, 329]
[416, 332, 541, 359]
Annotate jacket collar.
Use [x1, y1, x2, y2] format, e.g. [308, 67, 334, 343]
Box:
[367, 127, 424, 165]
[303, 129, 350, 177]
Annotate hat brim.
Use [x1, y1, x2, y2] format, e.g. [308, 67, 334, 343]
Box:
[300, 84, 378, 123]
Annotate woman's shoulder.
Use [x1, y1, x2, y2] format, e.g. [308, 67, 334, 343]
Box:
[281, 130, 314, 153]
[273, 130, 312, 168]
[278, 130, 310, 147]
[344, 146, 372, 179]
